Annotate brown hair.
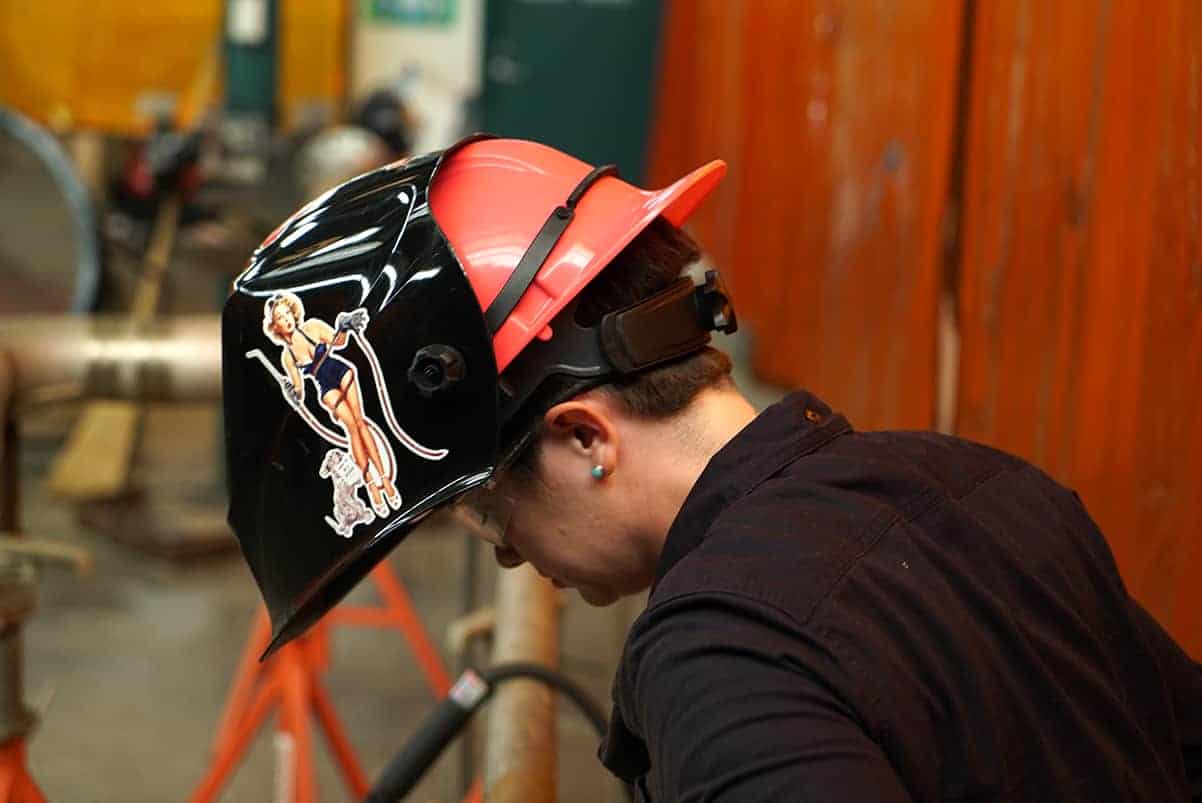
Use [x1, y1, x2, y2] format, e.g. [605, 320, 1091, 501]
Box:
[510, 217, 733, 471]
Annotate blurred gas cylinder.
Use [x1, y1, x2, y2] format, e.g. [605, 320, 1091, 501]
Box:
[293, 125, 395, 201]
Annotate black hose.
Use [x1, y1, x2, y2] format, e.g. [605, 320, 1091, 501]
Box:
[365, 663, 632, 803]
[482, 662, 611, 738]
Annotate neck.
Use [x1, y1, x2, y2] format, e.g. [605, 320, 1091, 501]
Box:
[626, 385, 758, 569]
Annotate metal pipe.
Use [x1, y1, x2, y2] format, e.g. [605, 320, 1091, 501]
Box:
[0, 315, 221, 404]
[0, 351, 16, 531]
[0, 351, 36, 745]
[0, 351, 11, 414]
[459, 533, 481, 797]
[483, 564, 560, 803]
[0, 560, 35, 743]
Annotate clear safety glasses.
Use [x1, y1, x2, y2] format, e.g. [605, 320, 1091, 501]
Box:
[448, 480, 517, 547]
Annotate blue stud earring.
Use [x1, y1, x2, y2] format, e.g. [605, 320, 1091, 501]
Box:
[591, 465, 606, 480]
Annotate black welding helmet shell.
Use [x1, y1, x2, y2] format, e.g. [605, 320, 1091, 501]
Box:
[224, 146, 497, 655]
[224, 137, 732, 657]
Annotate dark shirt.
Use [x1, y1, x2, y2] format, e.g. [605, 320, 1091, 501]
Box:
[600, 391, 1202, 802]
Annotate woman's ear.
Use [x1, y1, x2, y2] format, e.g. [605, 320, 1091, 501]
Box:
[543, 397, 620, 474]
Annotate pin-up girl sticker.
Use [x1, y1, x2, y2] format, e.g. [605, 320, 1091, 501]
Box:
[246, 292, 448, 538]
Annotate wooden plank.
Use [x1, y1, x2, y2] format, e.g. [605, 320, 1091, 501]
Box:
[648, 0, 961, 430]
[738, 0, 830, 390]
[956, 0, 1202, 656]
[48, 187, 182, 502]
[766, 0, 961, 430]
[684, 0, 747, 281]
[46, 401, 142, 501]
[646, 0, 748, 299]
[956, 0, 1110, 470]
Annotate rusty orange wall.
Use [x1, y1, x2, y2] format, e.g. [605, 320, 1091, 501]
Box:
[956, 0, 1202, 656]
[649, 1, 962, 431]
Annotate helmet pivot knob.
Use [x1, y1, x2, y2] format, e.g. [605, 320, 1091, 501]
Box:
[408, 345, 466, 397]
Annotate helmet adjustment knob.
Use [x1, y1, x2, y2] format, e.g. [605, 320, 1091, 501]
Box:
[408, 345, 466, 397]
[698, 270, 738, 334]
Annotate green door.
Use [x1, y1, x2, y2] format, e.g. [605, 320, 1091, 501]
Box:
[481, 0, 665, 182]
[225, 0, 278, 121]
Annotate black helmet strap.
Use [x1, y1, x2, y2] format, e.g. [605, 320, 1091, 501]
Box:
[483, 163, 619, 334]
[496, 269, 738, 443]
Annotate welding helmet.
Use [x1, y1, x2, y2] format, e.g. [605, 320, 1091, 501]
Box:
[223, 135, 736, 655]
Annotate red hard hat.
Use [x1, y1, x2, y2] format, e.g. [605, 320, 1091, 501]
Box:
[431, 138, 726, 372]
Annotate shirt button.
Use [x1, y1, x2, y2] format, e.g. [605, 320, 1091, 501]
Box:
[804, 408, 821, 423]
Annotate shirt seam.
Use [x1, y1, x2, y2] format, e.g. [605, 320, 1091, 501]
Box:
[638, 485, 945, 745]
[625, 586, 888, 752]
[743, 415, 854, 501]
[649, 412, 853, 594]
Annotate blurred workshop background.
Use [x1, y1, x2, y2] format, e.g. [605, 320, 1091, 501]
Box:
[0, 0, 1198, 801]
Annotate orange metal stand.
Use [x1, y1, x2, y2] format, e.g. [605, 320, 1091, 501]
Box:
[0, 740, 46, 803]
[191, 562, 452, 802]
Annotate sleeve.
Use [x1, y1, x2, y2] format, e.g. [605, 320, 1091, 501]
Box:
[1065, 487, 1202, 799]
[626, 592, 913, 803]
[1127, 598, 1202, 800]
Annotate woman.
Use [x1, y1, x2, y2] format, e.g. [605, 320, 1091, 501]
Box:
[263, 292, 400, 517]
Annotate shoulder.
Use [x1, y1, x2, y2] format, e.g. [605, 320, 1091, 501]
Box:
[303, 319, 332, 338]
[609, 588, 913, 801]
[647, 454, 907, 625]
[805, 428, 1032, 500]
[650, 429, 1044, 622]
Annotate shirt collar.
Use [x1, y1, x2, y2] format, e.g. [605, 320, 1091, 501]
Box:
[652, 390, 852, 590]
